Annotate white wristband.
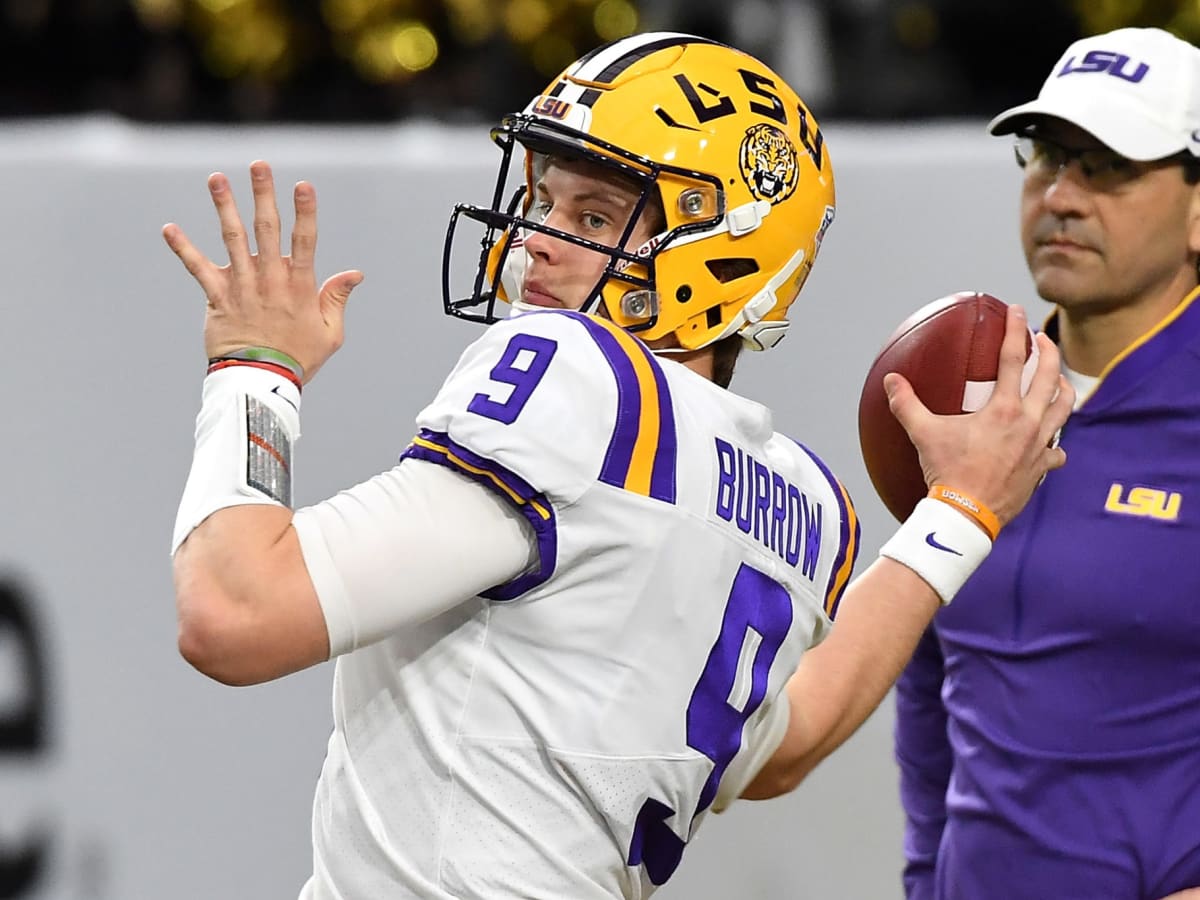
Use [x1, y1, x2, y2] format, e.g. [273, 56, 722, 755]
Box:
[878, 497, 993, 605]
[171, 367, 301, 555]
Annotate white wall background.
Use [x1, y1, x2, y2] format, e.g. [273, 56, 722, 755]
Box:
[0, 116, 1051, 900]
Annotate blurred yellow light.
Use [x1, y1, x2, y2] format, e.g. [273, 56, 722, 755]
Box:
[322, 0, 415, 31]
[893, 1, 938, 52]
[352, 20, 437, 81]
[133, 0, 184, 29]
[504, 0, 552, 44]
[390, 22, 439, 72]
[204, 10, 290, 77]
[321, 0, 377, 32]
[445, 0, 497, 44]
[1071, 0, 1147, 34]
[196, 0, 250, 14]
[531, 34, 576, 77]
[1167, 6, 1200, 43]
[353, 27, 400, 81]
[594, 0, 637, 41]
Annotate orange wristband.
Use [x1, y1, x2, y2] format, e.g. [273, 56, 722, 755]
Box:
[927, 485, 1001, 541]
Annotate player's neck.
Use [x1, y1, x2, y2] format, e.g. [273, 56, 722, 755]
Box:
[646, 335, 715, 382]
[674, 349, 715, 382]
[1056, 279, 1197, 375]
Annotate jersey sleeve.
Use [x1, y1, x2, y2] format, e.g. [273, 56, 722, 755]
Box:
[293, 460, 536, 656]
[403, 310, 678, 599]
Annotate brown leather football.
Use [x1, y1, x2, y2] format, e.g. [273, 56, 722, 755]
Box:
[857, 292, 1016, 523]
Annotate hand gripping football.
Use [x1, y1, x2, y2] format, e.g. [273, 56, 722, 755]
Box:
[857, 292, 1037, 522]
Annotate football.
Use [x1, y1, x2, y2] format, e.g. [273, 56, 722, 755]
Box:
[857, 291, 1034, 523]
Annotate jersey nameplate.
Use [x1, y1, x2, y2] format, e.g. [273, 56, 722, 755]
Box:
[713, 437, 822, 579]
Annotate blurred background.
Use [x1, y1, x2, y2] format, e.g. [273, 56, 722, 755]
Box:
[3, 2, 1198, 899]
[4, 0, 1199, 124]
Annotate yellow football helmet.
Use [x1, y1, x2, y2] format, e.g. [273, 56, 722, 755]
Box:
[443, 32, 836, 352]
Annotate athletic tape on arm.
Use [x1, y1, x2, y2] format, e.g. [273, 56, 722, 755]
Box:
[171, 367, 301, 555]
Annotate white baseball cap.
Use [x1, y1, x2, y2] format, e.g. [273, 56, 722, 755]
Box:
[988, 27, 1200, 160]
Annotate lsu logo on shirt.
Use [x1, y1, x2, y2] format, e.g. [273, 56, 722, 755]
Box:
[1104, 482, 1182, 522]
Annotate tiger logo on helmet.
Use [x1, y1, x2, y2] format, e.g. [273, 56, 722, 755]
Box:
[738, 124, 800, 204]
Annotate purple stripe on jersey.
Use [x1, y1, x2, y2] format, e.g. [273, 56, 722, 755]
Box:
[407, 428, 542, 500]
[642, 336, 678, 504]
[400, 429, 557, 602]
[561, 311, 677, 504]
[562, 313, 642, 490]
[793, 439, 859, 618]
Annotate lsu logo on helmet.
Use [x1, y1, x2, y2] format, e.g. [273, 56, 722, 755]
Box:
[738, 124, 799, 204]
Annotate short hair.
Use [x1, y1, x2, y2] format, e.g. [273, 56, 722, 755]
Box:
[712, 335, 743, 389]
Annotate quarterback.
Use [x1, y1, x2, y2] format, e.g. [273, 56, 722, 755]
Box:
[164, 33, 1072, 898]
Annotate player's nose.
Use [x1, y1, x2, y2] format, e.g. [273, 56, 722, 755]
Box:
[1039, 166, 1090, 217]
[523, 223, 565, 262]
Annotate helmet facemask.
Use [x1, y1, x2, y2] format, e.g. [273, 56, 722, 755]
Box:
[443, 113, 724, 336]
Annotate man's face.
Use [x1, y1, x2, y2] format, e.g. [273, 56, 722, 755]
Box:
[1019, 118, 1199, 315]
[520, 158, 658, 311]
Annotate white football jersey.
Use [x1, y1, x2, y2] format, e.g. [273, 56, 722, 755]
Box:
[300, 310, 860, 899]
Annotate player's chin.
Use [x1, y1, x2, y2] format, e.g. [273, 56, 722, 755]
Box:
[1029, 264, 1096, 309]
[520, 289, 567, 309]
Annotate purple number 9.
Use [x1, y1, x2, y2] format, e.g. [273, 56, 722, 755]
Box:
[629, 563, 793, 885]
[467, 333, 558, 424]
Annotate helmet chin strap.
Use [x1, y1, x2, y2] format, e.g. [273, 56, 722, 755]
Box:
[500, 238, 528, 313]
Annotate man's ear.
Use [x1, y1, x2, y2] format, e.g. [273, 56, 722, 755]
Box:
[1187, 174, 1200, 260]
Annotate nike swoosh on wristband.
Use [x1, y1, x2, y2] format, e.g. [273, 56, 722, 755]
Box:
[271, 384, 299, 412]
[925, 532, 963, 556]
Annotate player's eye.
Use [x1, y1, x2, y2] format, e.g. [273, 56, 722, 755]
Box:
[582, 212, 609, 231]
[1014, 133, 1143, 190]
[1080, 151, 1134, 179]
[1031, 139, 1068, 169]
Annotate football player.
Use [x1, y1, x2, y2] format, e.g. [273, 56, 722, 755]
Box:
[164, 33, 1071, 899]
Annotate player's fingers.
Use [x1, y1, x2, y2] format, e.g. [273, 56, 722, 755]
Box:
[250, 160, 283, 268]
[1042, 443, 1068, 473]
[1022, 338, 1059, 414]
[208, 172, 253, 274]
[1037, 374, 1074, 448]
[884, 372, 930, 439]
[291, 180, 317, 273]
[992, 304, 1030, 398]
[162, 222, 223, 299]
[319, 269, 364, 317]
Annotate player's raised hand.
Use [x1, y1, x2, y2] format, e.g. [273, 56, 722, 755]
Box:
[885, 304, 1073, 529]
[162, 160, 363, 383]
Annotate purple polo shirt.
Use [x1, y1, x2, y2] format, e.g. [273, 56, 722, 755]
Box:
[895, 289, 1200, 899]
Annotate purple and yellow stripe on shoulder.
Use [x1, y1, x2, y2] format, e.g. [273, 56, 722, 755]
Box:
[401, 428, 557, 601]
[794, 441, 860, 620]
[561, 312, 678, 504]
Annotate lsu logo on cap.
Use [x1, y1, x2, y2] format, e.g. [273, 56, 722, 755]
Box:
[738, 123, 799, 204]
[1057, 50, 1149, 83]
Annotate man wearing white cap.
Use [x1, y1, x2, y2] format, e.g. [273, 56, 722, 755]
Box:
[894, 26, 1200, 900]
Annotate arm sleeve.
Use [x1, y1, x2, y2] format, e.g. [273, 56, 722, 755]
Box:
[292, 458, 537, 657]
[894, 624, 952, 900]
